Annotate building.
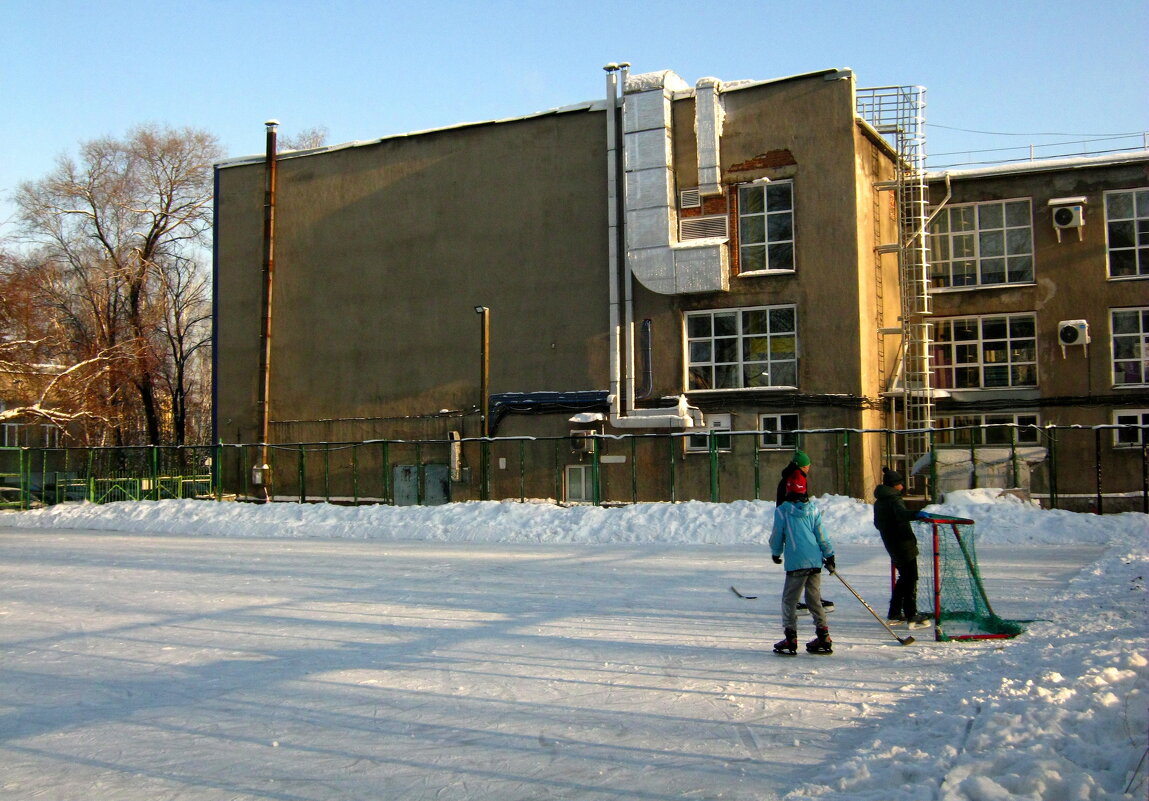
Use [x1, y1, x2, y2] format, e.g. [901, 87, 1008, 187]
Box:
[212, 64, 1148, 508]
[924, 152, 1149, 510]
[213, 66, 914, 503]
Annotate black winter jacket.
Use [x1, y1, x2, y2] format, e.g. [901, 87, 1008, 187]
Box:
[873, 483, 919, 562]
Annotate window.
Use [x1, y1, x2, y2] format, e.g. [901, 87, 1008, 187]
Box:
[565, 465, 595, 503]
[738, 181, 794, 273]
[686, 305, 797, 390]
[3, 423, 22, 447]
[759, 413, 800, 449]
[935, 413, 1041, 446]
[932, 314, 1037, 389]
[41, 425, 60, 448]
[1114, 410, 1149, 447]
[928, 199, 1033, 288]
[1106, 189, 1149, 278]
[1112, 307, 1149, 386]
[687, 413, 732, 452]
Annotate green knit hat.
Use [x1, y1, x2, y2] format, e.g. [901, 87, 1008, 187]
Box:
[793, 449, 811, 468]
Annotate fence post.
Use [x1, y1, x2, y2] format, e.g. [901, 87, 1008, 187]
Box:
[753, 437, 761, 500]
[631, 436, 638, 503]
[297, 445, 306, 504]
[1009, 426, 1019, 488]
[554, 439, 562, 503]
[1048, 425, 1059, 509]
[519, 439, 526, 502]
[842, 430, 851, 497]
[383, 441, 392, 505]
[352, 444, 360, 505]
[668, 434, 677, 503]
[709, 431, 719, 503]
[591, 436, 602, 506]
[1142, 427, 1148, 514]
[929, 428, 938, 504]
[1094, 427, 1103, 514]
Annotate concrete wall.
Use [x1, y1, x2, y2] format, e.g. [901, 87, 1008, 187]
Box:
[215, 109, 611, 445]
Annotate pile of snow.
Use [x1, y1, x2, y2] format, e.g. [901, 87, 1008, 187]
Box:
[11, 487, 1145, 549]
[7, 488, 1147, 799]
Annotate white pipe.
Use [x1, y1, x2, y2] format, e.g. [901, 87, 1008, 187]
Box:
[619, 63, 635, 415]
[604, 64, 622, 420]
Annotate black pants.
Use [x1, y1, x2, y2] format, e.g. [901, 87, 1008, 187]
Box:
[889, 557, 919, 619]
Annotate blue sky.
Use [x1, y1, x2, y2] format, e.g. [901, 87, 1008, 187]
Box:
[2, 0, 1146, 235]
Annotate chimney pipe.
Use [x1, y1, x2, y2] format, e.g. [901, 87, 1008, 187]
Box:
[256, 119, 279, 501]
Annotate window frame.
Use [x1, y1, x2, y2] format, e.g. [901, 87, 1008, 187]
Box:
[1113, 409, 1149, 448]
[737, 180, 795, 275]
[564, 464, 596, 504]
[1111, 306, 1149, 387]
[1104, 188, 1149, 280]
[685, 305, 799, 392]
[931, 312, 1038, 390]
[933, 412, 1042, 447]
[928, 198, 1034, 289]
[758, 412, 800, 450]
[687, 413, 733, 453]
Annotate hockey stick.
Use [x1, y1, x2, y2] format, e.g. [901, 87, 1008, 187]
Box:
[830, 569, 915, 646]
[730, 586, 835, 611]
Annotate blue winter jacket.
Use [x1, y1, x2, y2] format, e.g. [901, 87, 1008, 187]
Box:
[770, 500, 834, 572]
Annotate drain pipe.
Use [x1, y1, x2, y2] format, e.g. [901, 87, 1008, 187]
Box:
[255, 119, 279, 501]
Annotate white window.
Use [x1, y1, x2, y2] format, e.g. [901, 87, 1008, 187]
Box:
[565, 464, 595, 504]
[1112, 307, 1149, 386]
[738, 181, 794, 273]
[935, 413, 1041, 446]
[1114, 410, 1149, 447]
[3, 423, 22, 447]
[932, 313, 1037, 390]
[687, 413, 732, 453]
[928, 199, 1033, 288]
[41, 425, 60, 448]
[759, 413, 800, 450]
[686, 305, 798, 390]
[1105, 188, 1149, 278]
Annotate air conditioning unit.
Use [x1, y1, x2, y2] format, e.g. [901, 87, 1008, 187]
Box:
[1049, 196, 1087, 242]
[1058, 319, 1090, 357]
[570, 430, 595, 453]
[1052, 205, 1084, 229]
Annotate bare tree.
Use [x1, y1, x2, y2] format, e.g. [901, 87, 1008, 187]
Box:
[279, 126, 329, 151]
[14, 124, 222, 445]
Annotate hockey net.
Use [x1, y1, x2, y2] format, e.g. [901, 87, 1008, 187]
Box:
[910, 514, 1026, 641]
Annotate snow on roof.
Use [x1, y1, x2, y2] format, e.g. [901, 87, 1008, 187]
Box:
[927, 150, 1149, 181]
[216, 67, 854, 170]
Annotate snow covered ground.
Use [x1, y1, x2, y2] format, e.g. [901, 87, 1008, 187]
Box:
[1, 489, 1145, 800]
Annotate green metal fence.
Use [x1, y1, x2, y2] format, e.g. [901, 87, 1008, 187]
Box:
[1, 423, 1146, 513]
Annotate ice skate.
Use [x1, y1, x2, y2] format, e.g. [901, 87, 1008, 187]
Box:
[773, 628, 798, 656]
[805, 626, 833, 654]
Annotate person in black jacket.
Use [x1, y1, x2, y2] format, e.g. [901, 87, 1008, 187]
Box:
[873, 467, 927, 626]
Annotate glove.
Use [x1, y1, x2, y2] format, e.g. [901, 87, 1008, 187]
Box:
[914, 511, 931, 520]
[772, 554, 783, 565]
[823, 555, 836, 573]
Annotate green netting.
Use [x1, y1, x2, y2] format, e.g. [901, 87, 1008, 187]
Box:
[913, 515, 1026, 641]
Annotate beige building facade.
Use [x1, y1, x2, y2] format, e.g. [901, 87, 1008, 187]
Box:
[214, 67, 907, 503]
[924, 153, 1149, 509]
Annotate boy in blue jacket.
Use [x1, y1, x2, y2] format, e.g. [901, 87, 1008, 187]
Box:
[770, 491, 836, 654]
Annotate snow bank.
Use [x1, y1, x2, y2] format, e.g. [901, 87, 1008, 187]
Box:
[11, 488, 1146, 548]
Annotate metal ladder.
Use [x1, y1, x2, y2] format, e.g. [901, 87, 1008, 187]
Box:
[857, 85, 934, 488]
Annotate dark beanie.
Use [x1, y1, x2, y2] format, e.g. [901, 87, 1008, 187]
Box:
[882, 466, 905, 486]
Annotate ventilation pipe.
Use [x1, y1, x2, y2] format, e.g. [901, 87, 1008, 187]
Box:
[604, 65, 701, 430]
